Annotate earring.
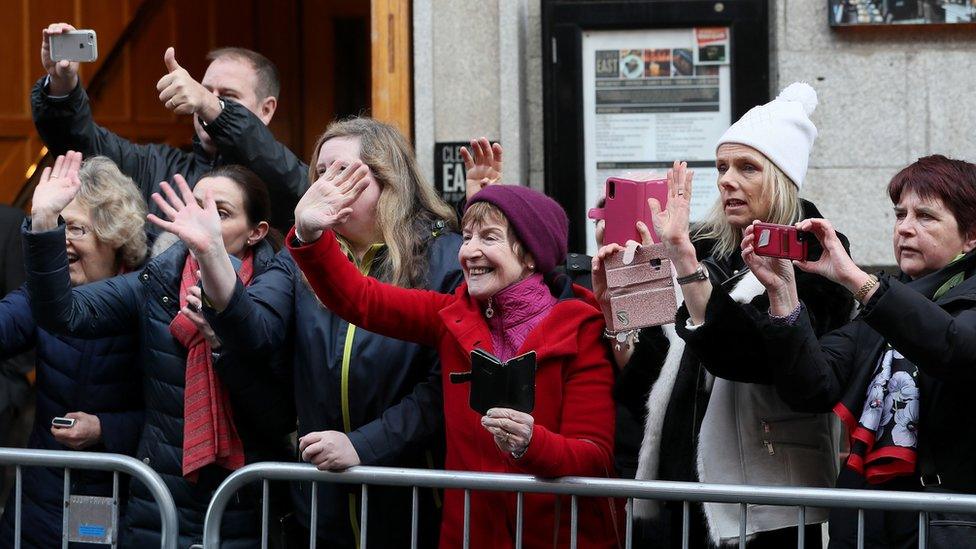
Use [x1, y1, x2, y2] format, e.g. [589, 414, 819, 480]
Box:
[528, 264, 535, 270]
[246, 239, 252, 246]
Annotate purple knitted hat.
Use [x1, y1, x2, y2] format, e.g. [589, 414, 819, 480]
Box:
[466, 185, 569, 273]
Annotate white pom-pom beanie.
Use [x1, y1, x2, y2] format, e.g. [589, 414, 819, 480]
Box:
[716, 82, 819, 189]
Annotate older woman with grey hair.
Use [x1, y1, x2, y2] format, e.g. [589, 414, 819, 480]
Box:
[0, 152, 146, 548]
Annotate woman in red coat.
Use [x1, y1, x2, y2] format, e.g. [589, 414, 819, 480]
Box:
[288, 161, 621, 548]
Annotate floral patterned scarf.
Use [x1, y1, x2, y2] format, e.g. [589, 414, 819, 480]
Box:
[848, 345, 919, 484]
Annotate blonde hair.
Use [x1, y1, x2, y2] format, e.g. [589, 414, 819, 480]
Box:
[75, 157, 148, 270]
[309, 117, 459, 288]
[692, 155, 802, 259]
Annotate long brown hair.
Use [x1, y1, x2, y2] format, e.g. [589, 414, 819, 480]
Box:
[308, 117, 458, 287]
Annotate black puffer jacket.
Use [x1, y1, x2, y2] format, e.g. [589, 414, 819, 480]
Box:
[31, 78, 307, 231]
[23, 222, 293, 549]
[0, 287, 142, 549]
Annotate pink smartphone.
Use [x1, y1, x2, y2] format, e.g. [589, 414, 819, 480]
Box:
[588, 177, 669, 245]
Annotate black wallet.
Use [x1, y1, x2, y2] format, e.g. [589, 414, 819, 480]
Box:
[449, 349, 537, 415]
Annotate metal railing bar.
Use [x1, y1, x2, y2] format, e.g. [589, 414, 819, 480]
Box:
[570, 495, 578, 549]
[62, 468, 70, 549]
[0, 449, 176, 549]
[918, 511, 927, 549]
[738, 503, 746, 549]
[857, 508, 864, 549]
[515, 492, 524, 549]
[112, 472, 120, 549]
[360, 485, 368, 549]
[14, 465, 20, 549]
[625, 497, 633, 549]
[309, 482, 318, 549]
[200, 462, 976, 547]
[261, 479, 269, 549]
[798, 506, 805, 549]
[463, 489, 470, 549]
[411, 486, 419, 549]
[682, 500, 690, 549]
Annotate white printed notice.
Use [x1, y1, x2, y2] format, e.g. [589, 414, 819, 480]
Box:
[581, 28, 732, 253]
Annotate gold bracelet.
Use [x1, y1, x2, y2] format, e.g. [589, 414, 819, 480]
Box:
[853, 274, 879, 302]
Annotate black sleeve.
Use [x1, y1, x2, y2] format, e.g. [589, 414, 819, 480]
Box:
[675, 285, 773, 384]
[613, 326, 671, 422]
[215, 349, 296, 438]
[204, 99, 309, 230]
[860, 276, 976, 383]
[678, 270, 854, 385]
[31, 77, 189, 204]
[1, 208, 26, 294]
[23, 220, 139, 338]
[203, 252, 294, 356]
[347, 357, 443, 466]
[762, 307, 861, 413]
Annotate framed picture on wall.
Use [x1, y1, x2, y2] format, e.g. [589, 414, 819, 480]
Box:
[830, 0, 976, 26]
[542, 0, 770, 252]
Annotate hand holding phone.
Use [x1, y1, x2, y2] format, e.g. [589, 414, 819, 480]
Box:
[588, 177, 669, 246]
[753, 222, 823, 262]
[49, 30, 98, 63]
[51, 416, 76, 429]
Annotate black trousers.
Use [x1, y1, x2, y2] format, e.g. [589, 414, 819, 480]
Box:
[634, 500, 823, 548]
[827, 468, 919, 549]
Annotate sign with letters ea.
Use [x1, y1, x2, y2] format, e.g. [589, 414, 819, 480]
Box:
[434, 142, 471, 212]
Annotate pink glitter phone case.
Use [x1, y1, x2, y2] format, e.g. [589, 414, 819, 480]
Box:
[603, 243, 678, 331]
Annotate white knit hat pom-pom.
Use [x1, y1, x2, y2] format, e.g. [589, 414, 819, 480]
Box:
[776, 82, 818, 116]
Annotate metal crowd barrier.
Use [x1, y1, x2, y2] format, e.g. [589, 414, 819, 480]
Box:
[202, 462, 976, 549]
[0, 447, 177, 549]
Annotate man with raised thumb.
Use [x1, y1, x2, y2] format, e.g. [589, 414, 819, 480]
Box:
[32, 25, 306, 232]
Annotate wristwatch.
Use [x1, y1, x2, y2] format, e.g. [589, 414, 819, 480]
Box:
[676, 264, 709, 285]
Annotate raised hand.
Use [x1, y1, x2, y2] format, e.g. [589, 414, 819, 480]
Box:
[460, 137, 503, 201]
[293, 160, 371, 243]
[41, 23, 80, 96]
[740, 221, 799, 299]
[147, 174, 223, 257]
[32, 151, 83, 232]
[647, 161, 695, 260]
[793, 218, 866, 290]
[156, 47, 222, 121]
[591, 222, 654, 324]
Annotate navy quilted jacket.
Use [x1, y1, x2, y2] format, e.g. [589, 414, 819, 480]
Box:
[0, 287, 141, 548]
[23, 222, 293, 549]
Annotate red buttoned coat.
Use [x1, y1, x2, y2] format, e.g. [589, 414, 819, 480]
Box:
[288, 228, 621, 548]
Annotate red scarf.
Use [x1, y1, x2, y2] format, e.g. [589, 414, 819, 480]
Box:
[170, 250, 254, 480]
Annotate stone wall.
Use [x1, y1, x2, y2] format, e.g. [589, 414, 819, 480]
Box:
[415, 0, 976, 266]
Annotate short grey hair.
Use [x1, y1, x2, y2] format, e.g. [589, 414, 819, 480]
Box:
[75, 157, 148, 270]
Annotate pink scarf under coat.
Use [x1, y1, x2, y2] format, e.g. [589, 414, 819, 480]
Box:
[485, 273, 557, 362]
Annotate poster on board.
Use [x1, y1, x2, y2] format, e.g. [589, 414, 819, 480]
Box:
[829, 0, 975, 25]
[581, 28, 732, 254]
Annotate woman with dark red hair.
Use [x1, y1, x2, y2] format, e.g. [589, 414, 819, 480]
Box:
[734, 154, 976, 547]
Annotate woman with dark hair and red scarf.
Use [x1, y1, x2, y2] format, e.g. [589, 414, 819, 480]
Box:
[736, 154, 976, 548]
[23, 158, 293, 548]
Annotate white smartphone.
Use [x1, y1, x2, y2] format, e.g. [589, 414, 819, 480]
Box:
[49, 30, 98, 63]
[51, 416, 76, 428]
